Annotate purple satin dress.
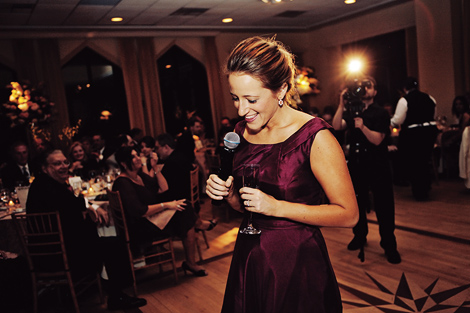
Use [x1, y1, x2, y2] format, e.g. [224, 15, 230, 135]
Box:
[221, 118, 342, 313]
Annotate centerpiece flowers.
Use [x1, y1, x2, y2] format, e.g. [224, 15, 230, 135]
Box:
[1, 81, 55, 128]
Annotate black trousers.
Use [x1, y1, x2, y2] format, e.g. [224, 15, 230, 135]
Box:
[348, 156, 397, 252]
[399, 126, 438, 198]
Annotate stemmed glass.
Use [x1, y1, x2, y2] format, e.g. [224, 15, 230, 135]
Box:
[239, 164, 262, 235]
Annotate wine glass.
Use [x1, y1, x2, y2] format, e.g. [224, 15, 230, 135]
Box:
[239, 164, 262, 235]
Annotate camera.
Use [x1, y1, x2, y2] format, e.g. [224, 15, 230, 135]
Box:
[343, 79, 369, 117]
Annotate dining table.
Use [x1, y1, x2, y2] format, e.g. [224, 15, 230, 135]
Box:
[0, 205, 26, 255]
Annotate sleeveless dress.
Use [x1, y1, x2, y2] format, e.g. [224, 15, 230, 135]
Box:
[221, 118, 342, 313]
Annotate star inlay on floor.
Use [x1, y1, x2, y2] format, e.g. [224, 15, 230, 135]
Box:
[341, 272, 470, 312]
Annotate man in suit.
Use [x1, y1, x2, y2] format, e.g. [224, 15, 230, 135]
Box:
[26, 149, 147, 310]
[91, 133, 113, 172]
[1, 141, 35, 191]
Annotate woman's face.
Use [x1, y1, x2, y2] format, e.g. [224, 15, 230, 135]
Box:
[228, 73, 282, 132]
[454, 100, 464, 114]
[130, 149, 142, 171]
[140, 142, 152, 157]
[72, 145, 85, 161]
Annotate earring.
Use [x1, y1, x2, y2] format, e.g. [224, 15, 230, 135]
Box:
[278, 99, 284, 107]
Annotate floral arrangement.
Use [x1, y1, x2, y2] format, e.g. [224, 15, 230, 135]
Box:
[294, 66, 320, 97]
[1, 81, 55, 128]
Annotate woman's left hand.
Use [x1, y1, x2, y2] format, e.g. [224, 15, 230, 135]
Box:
[149, 152, 159, 168]
[239, 187, 278, 216]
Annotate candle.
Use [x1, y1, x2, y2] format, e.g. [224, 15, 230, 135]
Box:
[8, 200, 14, 206]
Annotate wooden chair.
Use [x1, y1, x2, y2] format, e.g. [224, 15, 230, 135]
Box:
[190, 165, 210, 255]
[12, 211, 104, 313]
[106, 189, 178, 296]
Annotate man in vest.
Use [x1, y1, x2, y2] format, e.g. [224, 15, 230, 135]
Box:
[391, 77, 438, 201]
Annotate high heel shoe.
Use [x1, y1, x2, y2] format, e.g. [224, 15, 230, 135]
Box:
[182, 261, 208, 277]
[195, 219, 218, 232]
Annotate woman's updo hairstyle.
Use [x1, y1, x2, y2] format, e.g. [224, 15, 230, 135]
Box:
[225, 36, 297, 107]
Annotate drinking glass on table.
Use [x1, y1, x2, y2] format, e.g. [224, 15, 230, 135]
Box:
[239, 164, 262, 235]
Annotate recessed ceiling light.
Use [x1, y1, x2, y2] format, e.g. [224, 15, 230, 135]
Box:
[261, 0, 283, 3]
[344, 0, 356, 4]
[111, 17, 123, 22]
[222, 18, 233, 23]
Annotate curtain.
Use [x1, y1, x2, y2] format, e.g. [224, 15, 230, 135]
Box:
[119, 38, 165, 137]
[204, 37, 225, 143]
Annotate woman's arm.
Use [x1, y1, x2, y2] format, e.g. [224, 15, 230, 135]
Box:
[240, 129, 358, 227]
[144, 199, 187, 217]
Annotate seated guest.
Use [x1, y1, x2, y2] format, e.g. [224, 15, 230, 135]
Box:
[139, 135, 157, 173]
[113, 146, 208, 276]
[68, 141, 99, 180]
[26, 149, 147, 310]
[1, 141, 37, 190]
[155, 133, 217, 229]
[129, 128, 144, 148]
[106, 133, 135, 170]
[91, 133, 113, 171]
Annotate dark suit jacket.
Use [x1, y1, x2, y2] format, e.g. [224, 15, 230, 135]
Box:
[26, 174, 133, 287]
[0, 162, 34, 190]
[26, 173, 100, 276]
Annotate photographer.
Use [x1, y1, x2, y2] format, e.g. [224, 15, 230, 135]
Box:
[332, 76, 401, 264]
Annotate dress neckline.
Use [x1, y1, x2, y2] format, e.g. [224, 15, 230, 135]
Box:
[240, 117, 317, 146]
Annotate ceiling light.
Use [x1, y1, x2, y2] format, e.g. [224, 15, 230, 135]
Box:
[111, 17, 123, 22]
[222, 18, 233, 23]
[344, 0, 356, 4]
[261, 0, 283, 4]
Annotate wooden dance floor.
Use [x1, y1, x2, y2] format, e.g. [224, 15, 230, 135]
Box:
[47, 178, 470, 312]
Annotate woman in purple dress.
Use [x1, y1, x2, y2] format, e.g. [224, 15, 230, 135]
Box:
[206, 37, 359, 313]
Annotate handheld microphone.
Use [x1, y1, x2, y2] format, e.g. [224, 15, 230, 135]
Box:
[212, 132, 240, 206]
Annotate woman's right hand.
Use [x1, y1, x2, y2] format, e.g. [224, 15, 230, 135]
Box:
[206, 174, 234, 201]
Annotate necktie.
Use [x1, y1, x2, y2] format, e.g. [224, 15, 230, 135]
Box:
[22, 166, 29, 178]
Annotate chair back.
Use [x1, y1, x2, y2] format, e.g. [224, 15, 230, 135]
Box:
[106, 189, 178, 294]
[107, 189, 130, 242]
[12, 211, 103, 313]
[189, 165, 199, 207]
[13, 211, 69, 273]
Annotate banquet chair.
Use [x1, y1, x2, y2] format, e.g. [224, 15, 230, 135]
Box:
[12, 211, 104, 313]
[106, 189, 178, 296]
[190, 165, 210, 253]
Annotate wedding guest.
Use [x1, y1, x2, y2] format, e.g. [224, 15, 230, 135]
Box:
[205, 36, 358, 313]
[106, 133, 135, 170]
[113, 146, 208, 276]
[139, 135, 156, 172]
[451, 95, 470, 131]
[26, 149, 146, 310]
[68, 141, 99, 180]
[80, 136, 93, 156]
[0, 141, 37, 190]
[155, 133, 217, 229]
[91, 133, 113, 170]
[129, 128, 144, 148]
